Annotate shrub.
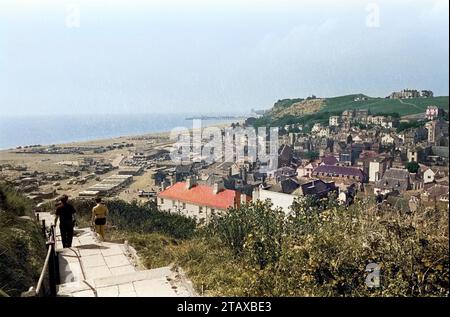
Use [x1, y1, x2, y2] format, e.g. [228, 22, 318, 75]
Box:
[210, 200, 285, 269]
[0, 183, 46, 296]
[70, 198, 196, 239]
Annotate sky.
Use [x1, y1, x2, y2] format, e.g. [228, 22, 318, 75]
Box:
[0, 0, 448, 115]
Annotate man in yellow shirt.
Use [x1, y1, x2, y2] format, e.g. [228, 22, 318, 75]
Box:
[92, 197, 108, 241]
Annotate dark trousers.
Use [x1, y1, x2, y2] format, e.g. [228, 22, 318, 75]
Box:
[60, 223, 74, 248]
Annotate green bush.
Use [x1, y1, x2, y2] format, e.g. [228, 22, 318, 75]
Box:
[0, 183, 46, 296]
[210, 200, 285, 269]
[70, 198, 196, 239]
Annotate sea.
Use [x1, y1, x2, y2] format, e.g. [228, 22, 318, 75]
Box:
[0, 113, 241, 150]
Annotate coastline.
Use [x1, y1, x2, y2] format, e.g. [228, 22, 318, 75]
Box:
[0, 119, 240, 153]
[0, 120, 242, 203]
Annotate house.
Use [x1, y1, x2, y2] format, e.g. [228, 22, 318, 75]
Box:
[311, 123, 323, 133]
[374, 168, 419, 195]
[399, 127, 428, 145]
[278, 144, 293, 168]
[389, 89, 420, 99]
[423, 168, 436, 184]
[157, 178, 250, 223]
[317, 127, 330, 138]
[320, 155, 338, 166]
[329, 116, 341, 127]
[252, 179, 336, 214]
[312, 165, 366, 183]
[274, 166, 297, 183]
[175, 163, 195, 181]
[381, 134, 395, 145]
[368, 157, 391, 182]
[338, 152, 352, 166]
[341, 110, 355, 122]
[425, 105, 445, 120]
[425, 120, 449, 145]
[407, 146, 425, 163]
[297, 162, 318, 178]
[296, 179, 337, 199]
[252, 185, 296, 214]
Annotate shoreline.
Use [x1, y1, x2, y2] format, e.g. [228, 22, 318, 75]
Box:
[0, 120, 241, 153]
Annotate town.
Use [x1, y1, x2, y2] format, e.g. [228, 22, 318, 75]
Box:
[1, 93, 448, 226]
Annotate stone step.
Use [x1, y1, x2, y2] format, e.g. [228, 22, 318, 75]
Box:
[57, 266, 194, 297]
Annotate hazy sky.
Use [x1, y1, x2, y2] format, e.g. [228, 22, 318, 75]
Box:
[0, 0, 448, 115]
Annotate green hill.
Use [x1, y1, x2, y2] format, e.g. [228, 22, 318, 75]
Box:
[254, 94, 449, 128]
[322, 94, 449, 115]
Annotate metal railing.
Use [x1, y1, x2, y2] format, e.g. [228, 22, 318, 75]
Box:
[21, 215, 60, 297]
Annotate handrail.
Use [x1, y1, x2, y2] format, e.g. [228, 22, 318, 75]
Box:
[23, 217, 59, 297]
[35, 244, 52, 295]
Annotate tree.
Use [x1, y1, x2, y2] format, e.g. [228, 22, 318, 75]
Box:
[304, 151, 319, 161]
[405, 161, 419, 173]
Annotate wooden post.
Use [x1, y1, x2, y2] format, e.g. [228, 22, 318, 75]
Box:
[47, 242, 57, 297]
[41, 219, 46, 237]
[50, 225, 60, 284]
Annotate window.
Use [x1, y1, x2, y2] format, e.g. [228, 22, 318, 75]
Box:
[182, 202, 186, 209]
[199, 206, 203, 213]
[160, 198, 164, 204]
[172, 200, 176, 207]
[211, 209, 215, 215]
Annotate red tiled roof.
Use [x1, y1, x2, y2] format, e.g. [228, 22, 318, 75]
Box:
[157, 182, 249, 210]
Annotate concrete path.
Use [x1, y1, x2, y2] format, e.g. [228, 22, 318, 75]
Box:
[37, 211, 197, 297]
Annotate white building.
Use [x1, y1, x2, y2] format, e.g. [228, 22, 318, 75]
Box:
[297, 162, 318, 178]
[252, 186, 296, 215]
[369, 158, 389, 182]
[423, 168, 436, 184]
[329, 116, 341, 127]
[381, 134, 395, 145]
[157, 178, 250, 223]
[311, 123, 323, 133]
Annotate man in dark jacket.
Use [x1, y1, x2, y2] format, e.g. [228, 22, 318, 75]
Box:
[54, 195, 76, 248]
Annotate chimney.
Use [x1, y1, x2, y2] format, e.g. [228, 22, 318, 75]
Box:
[186, 176, 197, 190]
[240, 193, 248, 205]
[252, 187, 260, 201]
[234, 191, 241, 208]
[213, 181, 225, 194]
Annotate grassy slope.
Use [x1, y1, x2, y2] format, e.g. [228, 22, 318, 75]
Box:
[321, 94, 449, 116]
[0, 183, 46, 296]
[254, 94, 449, 128]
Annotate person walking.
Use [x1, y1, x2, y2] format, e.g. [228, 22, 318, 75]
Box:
[54, 195, 76, 248]
[92, 197, 108, 241]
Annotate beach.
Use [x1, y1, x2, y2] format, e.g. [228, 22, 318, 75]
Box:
[0, 120, 238, 203]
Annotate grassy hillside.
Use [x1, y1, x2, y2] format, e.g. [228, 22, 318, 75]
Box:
[109, 198, 448, 296]
[254, 94, 449, 128]
[322, 94, 449, 115]
[0, 183, 46, 297]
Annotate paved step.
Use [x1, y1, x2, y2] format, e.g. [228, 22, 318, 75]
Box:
[38, 211, 196, 297]
[57, 266, 196, 297]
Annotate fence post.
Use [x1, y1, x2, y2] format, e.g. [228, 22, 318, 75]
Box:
[50, 225, 61, 284]
[36, 212, 40, 223]
[41, 219, 46, 237]
[47, 241, 57, 297]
